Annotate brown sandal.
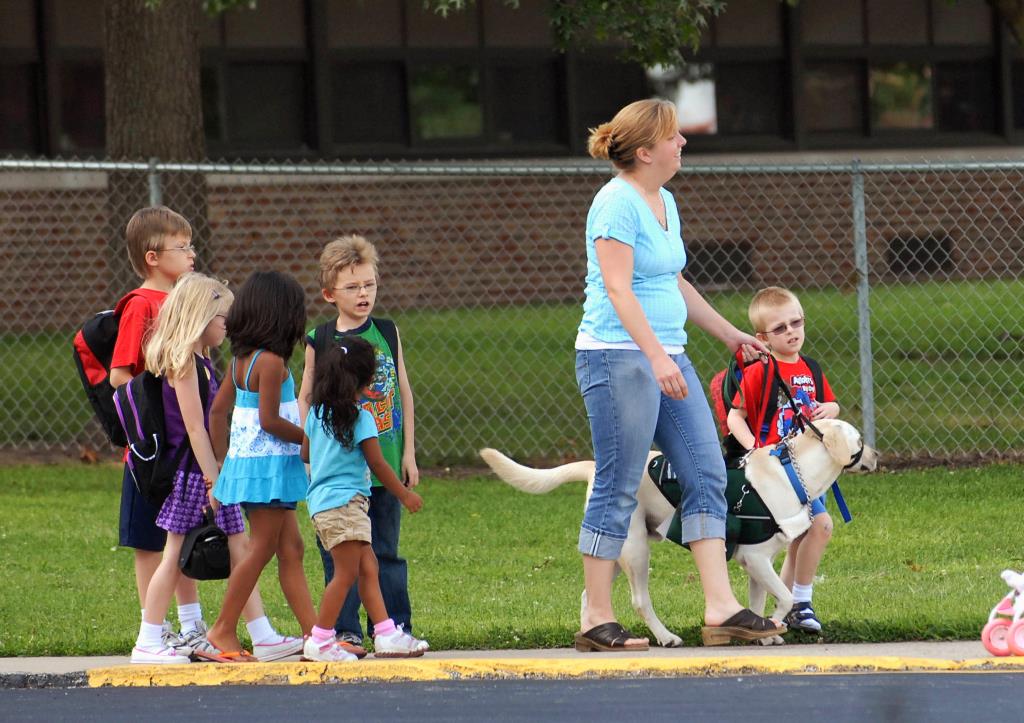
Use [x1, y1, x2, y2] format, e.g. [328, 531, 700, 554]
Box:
[574, 622, 650, 652]
[701, 609, 786, 646]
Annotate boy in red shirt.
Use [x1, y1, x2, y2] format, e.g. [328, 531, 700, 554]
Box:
[109, 206, 199, 650]
[726, 286, 840, 634]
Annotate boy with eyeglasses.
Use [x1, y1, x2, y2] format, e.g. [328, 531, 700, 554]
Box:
[726, 286, 840, 635]
[298, 234, 419, 659]
[109, 206, 202, 651]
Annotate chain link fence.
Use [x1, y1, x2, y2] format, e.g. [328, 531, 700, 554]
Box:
[2, 157, 1022, 466]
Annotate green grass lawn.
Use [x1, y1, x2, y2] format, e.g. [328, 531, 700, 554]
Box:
[4, 279, 1024, 464]
[0, 461, 1020, 656]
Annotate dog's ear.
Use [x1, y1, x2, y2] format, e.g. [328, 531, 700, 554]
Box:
[821, 424, 853, 465]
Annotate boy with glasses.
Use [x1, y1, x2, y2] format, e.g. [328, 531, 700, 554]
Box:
[298, 234, 419, 658]
[109, 206, 201, 651]
[726, 286, 840, 635]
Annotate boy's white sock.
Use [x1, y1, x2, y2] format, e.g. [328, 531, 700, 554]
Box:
[792, 583, 813, 604]
[177, 602, 203, 634]
[136, 621, 164, 649]
[246, 616, 277, 645]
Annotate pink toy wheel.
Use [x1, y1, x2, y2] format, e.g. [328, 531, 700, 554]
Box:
[983, 618, 1012, 656]
[1008, 619, 1024, 656]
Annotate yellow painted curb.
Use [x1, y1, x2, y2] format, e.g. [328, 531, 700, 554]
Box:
[88, 655, 1024, 687]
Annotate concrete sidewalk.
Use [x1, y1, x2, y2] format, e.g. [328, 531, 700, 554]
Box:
[4, 641, 1023, 688]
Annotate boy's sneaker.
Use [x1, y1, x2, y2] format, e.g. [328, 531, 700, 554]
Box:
[161, 622, 193, 656]
[180, 621, 224, 661]
[254, 635, 304, 662]
[131, 643, 192, 665]
[783, 602, 823, 633]
[336, 631, 368, 659]
[373, 625, 429, 658]
[301, 636, 358, 663]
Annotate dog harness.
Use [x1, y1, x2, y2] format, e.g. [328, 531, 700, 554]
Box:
[648, 456, 778, 560]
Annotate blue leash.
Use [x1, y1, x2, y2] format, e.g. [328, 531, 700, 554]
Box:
[770, 444, 852, 523]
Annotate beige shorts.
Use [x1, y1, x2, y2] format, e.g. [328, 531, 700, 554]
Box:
[312, 494, 371, 550]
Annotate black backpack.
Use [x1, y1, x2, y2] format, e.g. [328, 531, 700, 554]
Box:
[714, 354, 823, 466]
[113, 355, 210, 507]
[312, 317, 398, 364]
[72, 290, 146, 447]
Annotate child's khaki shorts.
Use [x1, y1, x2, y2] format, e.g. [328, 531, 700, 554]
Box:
[312, 494, 371, 550]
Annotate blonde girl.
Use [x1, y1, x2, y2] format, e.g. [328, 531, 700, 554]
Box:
[131, 273, 285, 664]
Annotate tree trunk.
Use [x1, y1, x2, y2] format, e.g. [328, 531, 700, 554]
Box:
[102, 0, 210, 297]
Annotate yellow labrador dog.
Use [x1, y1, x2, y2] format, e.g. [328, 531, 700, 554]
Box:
[480, 418, 877, 647]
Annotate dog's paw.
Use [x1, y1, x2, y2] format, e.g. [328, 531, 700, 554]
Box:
[657, 633, 684, 648]
[756, 634, 786, 646]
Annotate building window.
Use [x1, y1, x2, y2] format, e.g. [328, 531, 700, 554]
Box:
[869, 62, 933, 130]
[225, 63, 309, 148]
[491, 59, 564, 144]
[333, 61, 407, 145]
[716, 62, 784, 135]
[0, 64, 38, 152]
[574, 58, 648, 144]
[867, 0, 928, 45]
[409, 64, 483, 141]
[935, 61, 994, 132]
[58, 61, 104, 151]
[804, 62, 864, 132]
[201, 65, 223, 144]
[802, 0, 864, 45]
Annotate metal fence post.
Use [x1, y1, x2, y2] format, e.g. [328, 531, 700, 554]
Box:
[148, 157, 162, 206]
[851, 160, 876, 449]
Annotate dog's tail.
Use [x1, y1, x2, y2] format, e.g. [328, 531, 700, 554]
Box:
[479, 448, 594, 495]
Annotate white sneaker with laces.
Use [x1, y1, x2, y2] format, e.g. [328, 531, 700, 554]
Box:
[301, 636, 358, 663]
[161, 622, 193, 655]
[254, 635, 304, 662]
[180, 620, 225, 661]
[131, 643, 192, 665]
[373, 625, 429, 658]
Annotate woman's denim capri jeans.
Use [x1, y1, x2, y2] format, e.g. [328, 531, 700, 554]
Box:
[575, 348, 728, 560]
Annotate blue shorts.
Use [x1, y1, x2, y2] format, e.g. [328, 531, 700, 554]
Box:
[242, 500, 298, 513]
[118, 463, 167, 552]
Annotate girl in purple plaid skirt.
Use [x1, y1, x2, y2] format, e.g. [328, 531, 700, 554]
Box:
[131, 274, 253, 665]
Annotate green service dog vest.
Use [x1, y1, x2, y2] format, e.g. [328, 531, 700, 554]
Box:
[648, 455, 779, 560]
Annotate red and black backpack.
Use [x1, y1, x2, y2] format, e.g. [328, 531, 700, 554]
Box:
[72, 291, 146, 447]
[709, 351, 823, 465]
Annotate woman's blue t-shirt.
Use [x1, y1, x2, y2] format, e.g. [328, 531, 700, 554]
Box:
[304, 406, 379, 517]
[578, 177, 688, 346]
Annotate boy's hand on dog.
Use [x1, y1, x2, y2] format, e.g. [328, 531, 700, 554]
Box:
[401, 490, 423, 513]
[810, 402, 840, 420]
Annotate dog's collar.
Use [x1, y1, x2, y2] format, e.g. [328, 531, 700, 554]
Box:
[843, 441, 865, 470]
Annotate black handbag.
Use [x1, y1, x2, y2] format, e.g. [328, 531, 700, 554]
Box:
[179, 507, 231, 580]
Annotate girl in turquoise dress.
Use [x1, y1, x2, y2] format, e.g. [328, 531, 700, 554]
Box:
[206, 271, 316, 658]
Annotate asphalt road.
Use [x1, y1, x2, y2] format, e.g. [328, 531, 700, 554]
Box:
[0, 672, 1017, 722]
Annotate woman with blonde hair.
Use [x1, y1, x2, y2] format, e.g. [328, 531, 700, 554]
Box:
[574, 99, 785, 651]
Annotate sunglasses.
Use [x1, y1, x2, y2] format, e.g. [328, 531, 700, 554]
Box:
[762, 317, 805, 336]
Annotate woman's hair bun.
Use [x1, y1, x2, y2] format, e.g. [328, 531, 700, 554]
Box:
[587, 123, 615, 160]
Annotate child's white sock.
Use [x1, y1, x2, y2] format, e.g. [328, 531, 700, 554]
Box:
[136, 621, 164, 649]
[246, 615, 277, 645]
[140, 608, 146, 623]
[792, 583, 813, 604]
[177, 602, 203, 634]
